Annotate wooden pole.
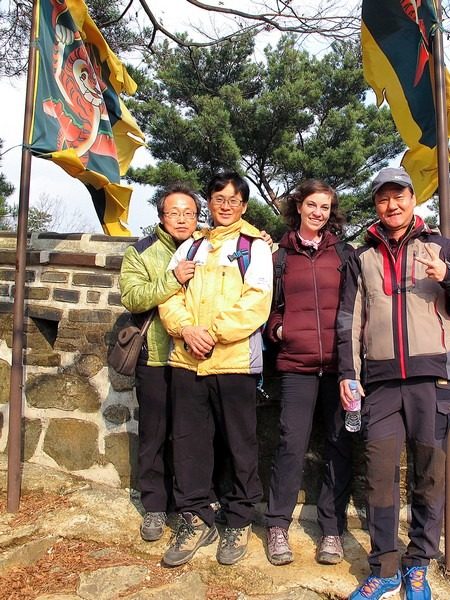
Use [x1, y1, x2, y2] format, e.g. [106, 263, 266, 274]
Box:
[433, 0, 450, 237]
[7, 0, 38, 512]
[432, 0, 450, 575]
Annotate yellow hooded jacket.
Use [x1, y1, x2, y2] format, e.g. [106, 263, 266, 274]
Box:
[159, 219, 273, 375]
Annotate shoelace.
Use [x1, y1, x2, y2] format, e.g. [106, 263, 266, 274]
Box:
[270, 527, 288, 547]
[173, 517, 195, 548]
[143, 512, 165, 527]
[360, 575, 395, 598]
[222, 527, 243, 547]
[321, 536, 341, 553]
[269, 527, 289, 552]
[404, 567, 426, 591]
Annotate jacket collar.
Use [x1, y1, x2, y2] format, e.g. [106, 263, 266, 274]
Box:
[367, 215, 428, 247]
[156, 224, 178, 251]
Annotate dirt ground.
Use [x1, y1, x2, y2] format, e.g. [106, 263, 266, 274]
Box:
[0, 491, 239, 600]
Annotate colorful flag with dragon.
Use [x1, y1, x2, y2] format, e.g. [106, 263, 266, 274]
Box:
[29, 0, 145, 235]
[362, 0, 450, 203]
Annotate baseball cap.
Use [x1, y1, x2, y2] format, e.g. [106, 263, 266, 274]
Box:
[371, 167, 414, 197]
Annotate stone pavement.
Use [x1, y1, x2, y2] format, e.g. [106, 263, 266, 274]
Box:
[1, 457, 450, 600]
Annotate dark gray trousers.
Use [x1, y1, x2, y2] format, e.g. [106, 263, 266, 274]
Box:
[362, 377, 448, 577]
[266, 372, 353, 535]
[135, 364, 173, 513]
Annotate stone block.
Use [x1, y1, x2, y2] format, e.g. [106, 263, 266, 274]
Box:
[11, 286, 50, 300]
[56, 323, 82, 339]
[43, 419, 99, 470]
[104, 432, 138, 488]
[46, 252, 98, 267]
[72, 273, 113, 288]
[53, 288, 80, 303]
[68, 309, 112, 324]
[0, 313, 13, 346]
[26, 373, 100, 412]
[54, 339, 81, 352]
[87, 291, 101, 303]
[36, 232, 83, 241]
[0, 250, 16, 265]
[24, 332, 53, 351]
[0, 269, 35, 282]
[0, 301, 13, 313]
[102, 405, 131, 425]
[0, 536, 59, 571]
[77, 565, 148, 600]
[0, 359, 10, 404]
[24, 352, 61, 367]
[75, 354, 103, 378]
[85, 331, 104, 344]
[40, 271, 70, 283]
[26, 305, 63, 322]
[23, 418, 42, 461]
[107, 292, 122, 306]
[105, 255, 123, 270]
[108, 369, 135, 392]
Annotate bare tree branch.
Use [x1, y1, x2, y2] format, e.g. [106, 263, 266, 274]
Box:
[0, 0, 363, 78]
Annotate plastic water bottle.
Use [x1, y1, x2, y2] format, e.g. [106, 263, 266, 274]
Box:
[345, 380, 361, 432]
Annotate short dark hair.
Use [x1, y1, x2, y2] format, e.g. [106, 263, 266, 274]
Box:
[156, 183, 202, 217]
[206, 172, 250, 203]
[283, 179, 345, 235]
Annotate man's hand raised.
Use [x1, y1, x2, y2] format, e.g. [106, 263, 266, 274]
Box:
[415, 246, 447, 282]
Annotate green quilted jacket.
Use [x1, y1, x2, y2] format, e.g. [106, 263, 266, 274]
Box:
[119, 225, 181, 366]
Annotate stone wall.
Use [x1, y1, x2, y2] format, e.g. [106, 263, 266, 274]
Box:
[0, 232, 139, 489]
[0, 231, 410, 510]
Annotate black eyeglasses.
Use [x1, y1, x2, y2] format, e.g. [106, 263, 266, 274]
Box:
[162, 211, 197, 220]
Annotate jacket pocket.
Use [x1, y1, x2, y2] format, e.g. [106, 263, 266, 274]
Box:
[435, 378, 450, 440]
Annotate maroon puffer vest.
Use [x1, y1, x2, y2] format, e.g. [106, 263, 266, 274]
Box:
[267, 230, 347, 374]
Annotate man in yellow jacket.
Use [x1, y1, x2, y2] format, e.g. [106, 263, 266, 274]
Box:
[159, 172, 273, 566]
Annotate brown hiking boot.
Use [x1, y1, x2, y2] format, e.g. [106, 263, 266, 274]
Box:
[266, 526, 293, 565]
[217, 524, 252, 565]
[163, 512, 218, 566]
[316, 535, 344, 565]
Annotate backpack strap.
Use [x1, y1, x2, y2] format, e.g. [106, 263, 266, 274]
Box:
[227, 234, 252, 281]
[335, 241, 352, 272]
[188, 233, 254, 283]
[186, 237, 204, 261]
[133, 231, 158, 254]
[273, 247, 287, 309]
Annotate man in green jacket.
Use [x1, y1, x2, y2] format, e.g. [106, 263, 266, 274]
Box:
[119, 183, 201, 542]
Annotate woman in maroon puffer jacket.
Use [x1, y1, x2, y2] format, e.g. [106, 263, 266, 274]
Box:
[265, 179, 354, 568]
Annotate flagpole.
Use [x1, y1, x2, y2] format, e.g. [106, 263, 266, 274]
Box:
[434, 0, 450, 237]
[432, 0, 450, 575]
[7, 0, 38, 512]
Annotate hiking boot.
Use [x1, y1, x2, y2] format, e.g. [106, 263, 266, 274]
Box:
[163, 512, 218, 566]
[266, 526, 293, 565]
[140, 511, 166, 541]
[348, 571, 401, 600]
[217, 524, 252, 565]
[316, 535, 344, 565]
[402, 566, 432, 600]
